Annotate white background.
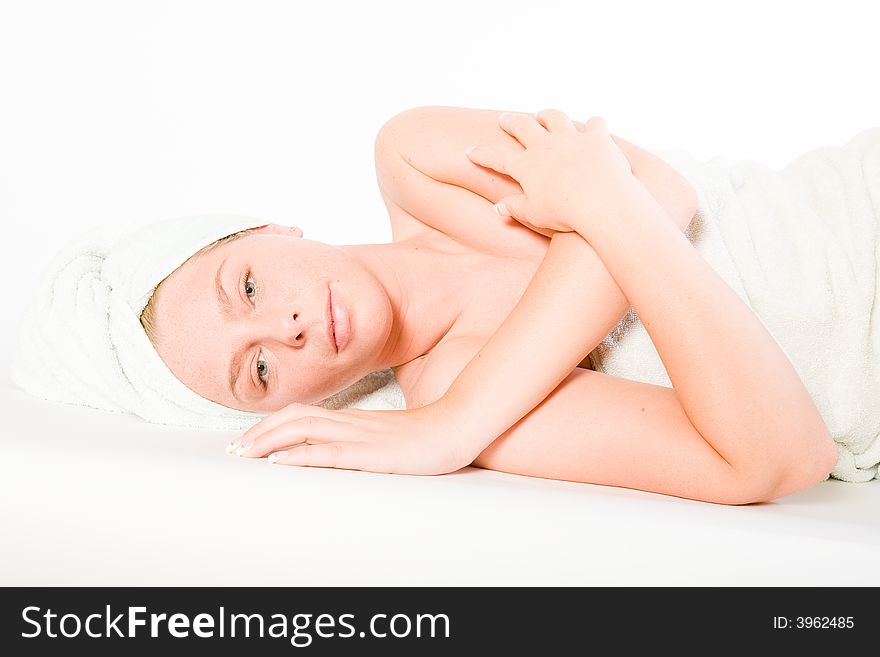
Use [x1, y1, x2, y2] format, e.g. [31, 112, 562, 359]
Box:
[1, 0, 878, 365]
[1, 0, 879, 588]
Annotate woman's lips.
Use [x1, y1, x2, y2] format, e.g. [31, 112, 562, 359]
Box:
[330, 289, 350, 351]
[326, 287, 350, 353]
[325, 288, 337, 352]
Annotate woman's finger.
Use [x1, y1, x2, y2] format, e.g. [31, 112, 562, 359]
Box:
[241, 401, 312, 441]
[238, 401, 349, 446]
[583, 115, 609, 134]
[534, 108, 577, 134]
[268, 442, 376, 472]
[515, 218, 557, 238]
[493, 194, 530, 221]
[498, 111, 547, 147]
[237, 415, 356, 457]
[465, 143, 521, 178]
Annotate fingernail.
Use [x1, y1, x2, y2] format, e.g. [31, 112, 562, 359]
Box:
[235, 438, 253, 457]
[464, 145, 475, 156]
[226, 438, 241, 453]
[493, 202, 509, 216]
[268, 451, 286, 464]
[499, 112, 511, 122]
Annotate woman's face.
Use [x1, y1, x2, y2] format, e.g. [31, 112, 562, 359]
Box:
[150, 225, 394, 412]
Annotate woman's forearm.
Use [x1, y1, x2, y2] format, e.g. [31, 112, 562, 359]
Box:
[571, 184, 836, 479]
[441, 176, 834, 482]
[441, 230, 631, 444]
[438, 194, 694, 451]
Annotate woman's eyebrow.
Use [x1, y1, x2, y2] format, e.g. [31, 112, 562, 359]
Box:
[228, 350, 244, 403]
[214, 257, 234, 319]
[215, 257, 242, 401]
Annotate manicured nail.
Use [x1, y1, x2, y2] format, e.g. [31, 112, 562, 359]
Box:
[268, 451, 286, 464]
[465, 145, 475, 156]
[499, 112, 511, 123]
[226, 438, 241, 453]
[235, 439, 253, 456]
[493, 202, 509, 216]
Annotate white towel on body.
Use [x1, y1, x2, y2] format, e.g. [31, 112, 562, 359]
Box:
[10, 213, 405, 431]
[589, 127, 880, 483]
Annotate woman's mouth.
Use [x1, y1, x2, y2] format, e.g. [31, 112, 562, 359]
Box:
[330, 288, 350, 351]
[325, 288, 337, 352]
[326, 287, 350, 352]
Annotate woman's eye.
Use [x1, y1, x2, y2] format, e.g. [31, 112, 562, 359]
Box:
[256, 357, 269, 384]
[245, 275, 256, 299]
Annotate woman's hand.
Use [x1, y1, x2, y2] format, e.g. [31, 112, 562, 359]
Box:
[467, 110, 640, 237]
[227, 398, 482, 475]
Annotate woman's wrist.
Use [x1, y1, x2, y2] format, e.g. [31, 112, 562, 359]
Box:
[421, 393, 497, 462]
[572, 178, 662, 242]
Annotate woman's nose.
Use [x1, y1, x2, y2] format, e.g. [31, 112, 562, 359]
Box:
[257, 306, 303, 346]
[276, 310, 303, 345]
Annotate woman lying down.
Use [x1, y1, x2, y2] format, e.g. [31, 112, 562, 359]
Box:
[15, 107, 880, 505]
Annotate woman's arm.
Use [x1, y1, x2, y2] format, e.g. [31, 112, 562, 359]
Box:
[377, 104, 696, 390]
[439, 154, 837, 498]
[567, 186, 838, 488]
[236, 109, 834, 498]
[390, 108, 835, 492]
[375, 105, 698, 252]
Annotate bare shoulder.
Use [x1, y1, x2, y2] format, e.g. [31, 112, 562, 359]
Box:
[374, 105, 550, 259]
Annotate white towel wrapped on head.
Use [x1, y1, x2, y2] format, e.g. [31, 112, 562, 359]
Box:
[10, 213, 404, 431]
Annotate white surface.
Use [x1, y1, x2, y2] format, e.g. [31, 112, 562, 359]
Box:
[1, 379, 878, 586]
[2, 1, 879, 585]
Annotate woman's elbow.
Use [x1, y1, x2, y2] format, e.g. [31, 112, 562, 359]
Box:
[736, 434, 839, 504]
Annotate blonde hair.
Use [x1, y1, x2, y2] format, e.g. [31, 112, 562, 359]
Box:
[139, 228, 257, 346]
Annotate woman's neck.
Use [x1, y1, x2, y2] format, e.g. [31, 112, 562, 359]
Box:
[337, 233, 476, 373]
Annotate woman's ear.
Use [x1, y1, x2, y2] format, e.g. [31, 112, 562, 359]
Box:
[253, 224, 303, 238]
